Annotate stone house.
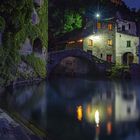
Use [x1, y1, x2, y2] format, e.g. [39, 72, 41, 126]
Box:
[60, 17, 139, 65]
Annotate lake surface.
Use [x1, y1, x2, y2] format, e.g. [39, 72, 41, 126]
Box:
[1, 77, 140, 140]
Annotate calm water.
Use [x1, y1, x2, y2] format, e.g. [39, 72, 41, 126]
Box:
[1, 77, 140, 140]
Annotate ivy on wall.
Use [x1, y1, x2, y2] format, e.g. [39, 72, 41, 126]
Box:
[0, 0, 48, 86]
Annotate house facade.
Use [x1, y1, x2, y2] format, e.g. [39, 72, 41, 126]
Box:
[64, 17, 139, 65]
[82, 18, 139, 64]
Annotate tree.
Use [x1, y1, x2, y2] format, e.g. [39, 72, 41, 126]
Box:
[64, 10, 82, 33]
[0, 0, 48, 85]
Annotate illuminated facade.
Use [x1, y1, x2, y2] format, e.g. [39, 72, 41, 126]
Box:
[58, 14, 139, 65]
[82, 18, 139, 64]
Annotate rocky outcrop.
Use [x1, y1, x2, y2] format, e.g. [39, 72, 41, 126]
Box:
[19, 38, 33, 56]
[18, 61, 36, 79]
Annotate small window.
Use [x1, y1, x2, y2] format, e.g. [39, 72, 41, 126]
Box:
[88, 39, 93, 46]
[108, 24, 113, 31]
[97, 22, 101, 29]
[101, 53, 103, 58]
[127, 41, 131, 47]
[122, 25, 125, 31]
[127, 107, 131, 114]
[87, 50, 92, 55]
[129, 24, 131, 30]
[106, 55, 112, 62]
[107, 39, 113, 46]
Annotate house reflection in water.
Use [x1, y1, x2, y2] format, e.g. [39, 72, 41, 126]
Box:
[76, 89, 139, 137]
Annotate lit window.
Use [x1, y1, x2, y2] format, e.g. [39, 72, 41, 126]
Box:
[107, 105, 112, 116]
[88, 39, 93, 46]
[108, 24, 112, 30]
[127, 41, 131, 47]
[97, 22, 101, 29]
[107, 39, 113, 46]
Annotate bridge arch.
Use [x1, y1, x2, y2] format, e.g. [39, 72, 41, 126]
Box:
[47, 49, 98, 76]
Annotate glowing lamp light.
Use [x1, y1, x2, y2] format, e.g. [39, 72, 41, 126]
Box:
[96, 13, 100, 18]
[93, 36, 100, 41]
[77, 39, 83, 43]
[95, 110, 100, 127]
[89, 35, 101, 41]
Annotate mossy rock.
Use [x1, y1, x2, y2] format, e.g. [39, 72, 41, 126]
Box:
[0, 16, 5, 31]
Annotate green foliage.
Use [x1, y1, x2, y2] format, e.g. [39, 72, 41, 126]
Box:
[22, 54, 46, 78]
[0, 0, 48, 86]
[109, 64, 129, 79]
[0, 16, 5, 31]
[64, 10, 82, 32]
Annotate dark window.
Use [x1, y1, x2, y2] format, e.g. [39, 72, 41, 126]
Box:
[129, 24, 131, 30]
[122, 25, 125, 31]
[127, 107, 131, 114]
[101, 53, 103, 58]
[127, 41, 131, 47]
[87, 50, 92, 55]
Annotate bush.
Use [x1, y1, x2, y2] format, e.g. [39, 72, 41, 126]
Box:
[110, 64, 129, 79]
[22, 54, 46, 78]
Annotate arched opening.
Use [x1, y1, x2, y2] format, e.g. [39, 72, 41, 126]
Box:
[33, 38, 42, 54]
[122, 52, 134, 65]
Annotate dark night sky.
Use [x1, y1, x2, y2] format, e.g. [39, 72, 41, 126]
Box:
[123, 0, 140, 10]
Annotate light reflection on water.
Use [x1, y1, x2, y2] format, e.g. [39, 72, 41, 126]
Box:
[47, 78, 140, 140]
[0, 78, 140, 140]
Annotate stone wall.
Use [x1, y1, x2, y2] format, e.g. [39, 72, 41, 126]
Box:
[116, 19, 137, 36]
[18, 61, 36, 79]
[115, 32, 139, 64]
[83, 21, 115, 62]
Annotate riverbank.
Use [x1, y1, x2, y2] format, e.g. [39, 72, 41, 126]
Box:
[0, 108, 45, 140]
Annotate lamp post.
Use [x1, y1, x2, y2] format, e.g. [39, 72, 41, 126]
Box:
[95, 13, 100, 33]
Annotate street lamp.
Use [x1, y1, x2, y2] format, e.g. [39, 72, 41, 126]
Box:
[96, 13, 100, 18]
[94, 13, 100, 33]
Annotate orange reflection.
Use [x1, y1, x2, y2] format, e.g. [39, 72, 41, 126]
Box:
[96, 126, 100, 135]
[107, 121, 112, 135]
[107, 105, 112, 117]
[77, 105, 83, 121]
[86, 104, 91, 119]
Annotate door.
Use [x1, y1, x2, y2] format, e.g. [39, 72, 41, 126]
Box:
[122, 52, 134, 65]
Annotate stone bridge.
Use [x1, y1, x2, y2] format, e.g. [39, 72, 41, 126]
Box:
[47, 48, 114, 76]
